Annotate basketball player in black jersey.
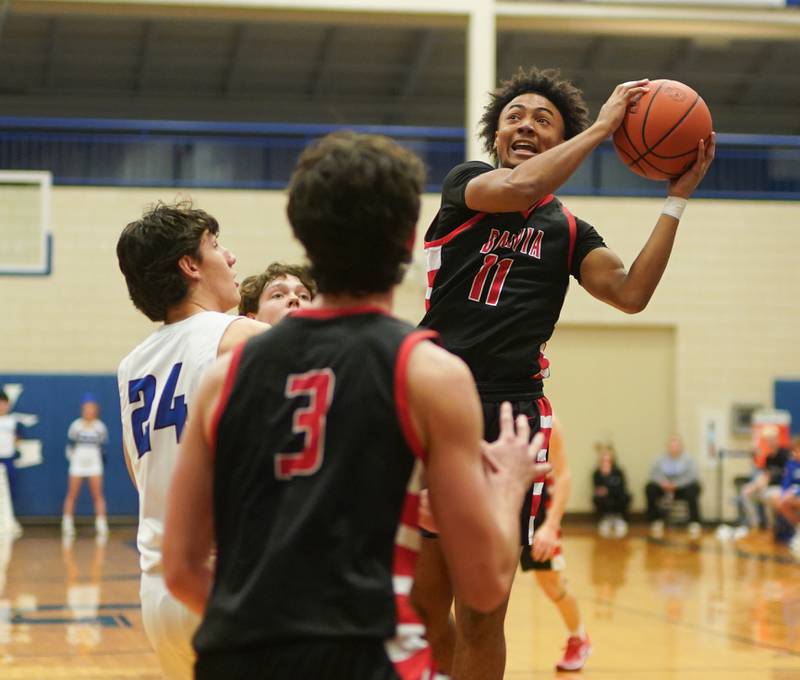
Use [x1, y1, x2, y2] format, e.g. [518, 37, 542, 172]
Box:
[413, 67, 716, 680]
[162, 132, 550, 680]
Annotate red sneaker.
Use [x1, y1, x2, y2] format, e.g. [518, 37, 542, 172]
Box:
[555, 634, 591, 671]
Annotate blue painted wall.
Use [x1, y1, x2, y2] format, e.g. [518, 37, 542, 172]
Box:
[0, 373, 137, 517]
[775, 380, 800, 435]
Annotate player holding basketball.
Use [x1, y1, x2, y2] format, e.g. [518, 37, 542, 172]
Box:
[116, 201, 265, 680]
[162, 132, 550, 680]
[413, 66, 715, 679]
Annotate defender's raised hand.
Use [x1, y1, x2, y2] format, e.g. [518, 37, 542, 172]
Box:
[482, 402, 550, 489]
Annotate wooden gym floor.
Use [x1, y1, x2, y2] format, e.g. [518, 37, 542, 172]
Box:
[0, 524, 799, 679]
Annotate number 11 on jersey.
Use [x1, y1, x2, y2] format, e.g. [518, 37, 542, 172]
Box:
[275, 369, 336, 480]
[469, 254, 513, 306]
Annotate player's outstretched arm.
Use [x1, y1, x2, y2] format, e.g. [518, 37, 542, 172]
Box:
[579, 134, 716, 313]
[464, 80, 650, 213]
[163, 353, 231, 615]
[407, 343, 548, 612]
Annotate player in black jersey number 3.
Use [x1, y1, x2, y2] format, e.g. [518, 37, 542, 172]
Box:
[161, 132, 550, 680]
[414, 67, 716, 679]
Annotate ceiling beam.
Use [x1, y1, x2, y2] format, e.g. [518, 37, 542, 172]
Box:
[221, 23, 246, 96]
[0, 0, 12, 48]
[578, 35, 605, 71]
[16, 0, 470, 15]
[134, 20, 155, 93]
[305, 25, 336, 97]
[399, 29, 437, 99]
[12, 1, 800, 39]
[496, 31, 517, 78]
[662, 37, 696, 75]
[733, 41, 781, 105]
[41, 17, 58, 88]
[11, 0, 470, 29]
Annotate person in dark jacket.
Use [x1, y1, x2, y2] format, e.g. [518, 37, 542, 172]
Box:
[592, 442, 631, 537]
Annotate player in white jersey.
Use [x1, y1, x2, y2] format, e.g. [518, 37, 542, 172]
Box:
[62, 394, 109, 542]
[0, 391, 23, 538]
[116, 201, 266, 680]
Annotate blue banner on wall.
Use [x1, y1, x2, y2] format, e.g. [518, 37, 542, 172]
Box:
[0, 374, 137, 517]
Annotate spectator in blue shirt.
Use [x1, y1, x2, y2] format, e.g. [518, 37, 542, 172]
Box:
[773, 436, 800, 556]
[645, 435, 702, 539]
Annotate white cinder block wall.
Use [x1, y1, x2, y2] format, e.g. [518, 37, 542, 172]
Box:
[3, 188, 798, 517]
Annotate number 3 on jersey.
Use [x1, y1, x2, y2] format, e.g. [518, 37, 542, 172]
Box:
[128, 362, 188, 458]
[275, 369, 335, 480]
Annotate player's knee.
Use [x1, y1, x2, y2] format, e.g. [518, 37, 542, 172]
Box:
[457, 603, 506, 644]
[410, 584, 450, 630]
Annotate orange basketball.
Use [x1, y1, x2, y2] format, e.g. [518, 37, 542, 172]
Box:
[612, 79, 712, 181]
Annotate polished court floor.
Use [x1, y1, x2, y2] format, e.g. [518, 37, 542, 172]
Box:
[1, 524, 799, 679]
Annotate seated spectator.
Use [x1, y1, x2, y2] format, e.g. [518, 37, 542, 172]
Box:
[592, 442, 631, 538]
[738, 426, 789, 535]
[645, 435, 702, 539]
[773, 436, 800, 556]
[237, 262, 315, 324]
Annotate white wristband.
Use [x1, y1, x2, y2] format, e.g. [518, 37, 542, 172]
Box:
[661, 196, 687, 221]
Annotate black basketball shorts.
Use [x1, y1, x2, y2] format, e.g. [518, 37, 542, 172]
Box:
[420, 397, 552, 546]
[196, 638, 408, 680]
[518, 497, 566, 573]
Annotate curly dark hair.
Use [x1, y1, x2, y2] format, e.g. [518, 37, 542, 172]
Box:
[479, 66, 591, 160]
[287, 132, 426, 296]
[117, 200, 219, 322]
[237, 262, 316, 316]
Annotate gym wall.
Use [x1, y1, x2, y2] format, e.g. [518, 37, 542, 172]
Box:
[2, 187, 797, 516]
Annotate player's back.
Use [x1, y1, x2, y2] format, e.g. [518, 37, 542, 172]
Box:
[117, 311, 237, 573]
[195, 307, 433, 668]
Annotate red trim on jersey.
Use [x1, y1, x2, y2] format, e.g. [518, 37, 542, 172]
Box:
[424, 264, 438, 312]
[387, 480, 438, 679]
[394, 330, 439, 462]
[399, 491, 421, 529]
[209, 341, 245, 455]
[292, 305, 390, 320]
[391, 651, 437, 680]
[395, 593, 420, 623]
[559, 202, 578, 273]
[425, 193, 555, 249]
[522, 193, 555, 219]
[529, 396, 553, 522]
[393, 544, 419, 578]
[424, 211, 487, 248]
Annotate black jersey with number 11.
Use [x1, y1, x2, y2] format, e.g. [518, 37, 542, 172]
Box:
[419, 161, 606, 401]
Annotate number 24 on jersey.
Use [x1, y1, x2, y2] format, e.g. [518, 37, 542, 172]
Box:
[128, 362, 187, 458]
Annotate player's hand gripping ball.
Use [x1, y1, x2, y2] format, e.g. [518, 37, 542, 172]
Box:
[613, 79, 713, 180]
